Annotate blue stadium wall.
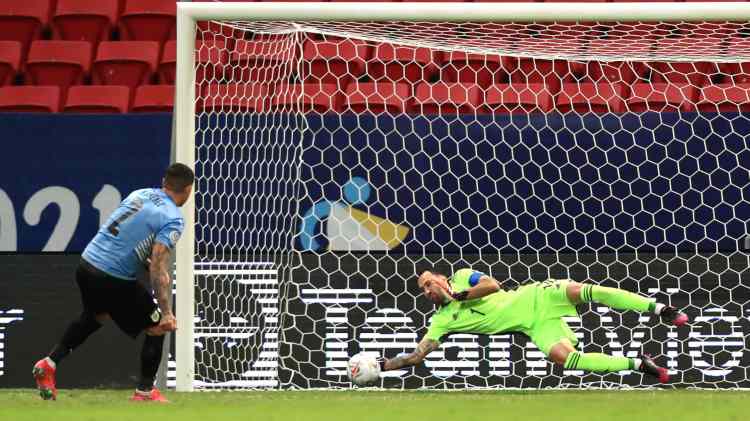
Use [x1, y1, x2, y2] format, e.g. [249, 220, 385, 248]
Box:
[1, 113, 749, 389]
[1, 112, 748, 253]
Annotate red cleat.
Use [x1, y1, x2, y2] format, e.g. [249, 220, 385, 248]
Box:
[32, 358, 57, 401]
[130, 388, 169, 403]
[639, 354, 669, 384]
[672, 312, 689, 327]
[661, 306, 689, 327]
[656, 366, 670, 384]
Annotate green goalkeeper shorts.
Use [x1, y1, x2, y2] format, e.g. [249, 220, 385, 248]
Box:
[524, 279, 580, 356]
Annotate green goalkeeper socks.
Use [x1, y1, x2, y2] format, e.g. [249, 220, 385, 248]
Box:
[581, 284, 656, 313]
[564, 351, 634, 373]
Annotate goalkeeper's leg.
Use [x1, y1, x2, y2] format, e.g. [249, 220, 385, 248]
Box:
[532, 318, 669, 383]
[566, 282, 688, 326]
[548, 340, 669, 384]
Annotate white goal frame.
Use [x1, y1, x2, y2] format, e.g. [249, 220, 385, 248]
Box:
[174, 1, 750, 392]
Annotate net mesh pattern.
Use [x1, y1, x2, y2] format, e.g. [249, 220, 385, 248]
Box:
[172, 18, 750, 390]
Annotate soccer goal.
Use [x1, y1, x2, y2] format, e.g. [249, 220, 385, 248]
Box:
[173, 2, 750, 391]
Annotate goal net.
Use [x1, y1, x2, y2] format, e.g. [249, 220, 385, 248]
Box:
[173, 3, 750, 390]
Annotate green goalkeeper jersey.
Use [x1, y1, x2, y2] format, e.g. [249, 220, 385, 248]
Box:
[424, 269, 564, 342]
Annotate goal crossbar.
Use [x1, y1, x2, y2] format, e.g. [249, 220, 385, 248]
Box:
[178, 2, 750, 23]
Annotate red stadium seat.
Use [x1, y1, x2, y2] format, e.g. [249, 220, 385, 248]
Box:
[196, 21, 239, 43]
[52, 0, 118, 45]
[628, 83, 698, 112]
[25, 41, 91, 92]
[92, 41, 159, 88]
[228, 38, 298, 83]
[272, 83, 343, 113]
[721, 38, 750, 84]
[195, 39, 229, 85]
[505, 57, 566, 95]
[302, 38, 370, 85]
[199, 83, 272, 113]
[0, 0, 50, 59]
[677, 22, 742, 38]
[649, 37, 721, 86]
[441, 51, 505, 88]
[63, 85, 129, 113]
[159, 39, 229, 85]
[116, 0, 126, 16]
[367, 43, 438, 84]
[409, 82, 481, 115]
[346, 81, 410, 114]
[132, 84, 173, 112]
[0, 41, 22, 86]
[158, 40, 176, 84]
[557, 82, 628, 113]
[606, 22, 676, 39]
[697, 83, 750, 112]
[119, 0, 176, 43]
[586, 38, 652, 84]
[503, 38, 586, 94]
[483, 83, 553, 114]
[0, 86, 60, 112]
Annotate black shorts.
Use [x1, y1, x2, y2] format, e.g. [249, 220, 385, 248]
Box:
[76, 259, 161, 338]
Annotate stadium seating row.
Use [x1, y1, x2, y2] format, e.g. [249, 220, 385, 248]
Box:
[1, 81, 747, 113]
[3, 38, 750, 93]
[0, 0, 175, 56]
[201, 81, 750, 113]
[2, 0, 748, 59]
[0, 40, 161, 89]
[0, 85, 172, 113]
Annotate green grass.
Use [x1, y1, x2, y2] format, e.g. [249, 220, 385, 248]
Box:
[1, 389, 748, 421]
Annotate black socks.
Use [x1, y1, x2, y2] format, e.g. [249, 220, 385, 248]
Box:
[49, 312, 102, 365]
[138, 334, 165, 391]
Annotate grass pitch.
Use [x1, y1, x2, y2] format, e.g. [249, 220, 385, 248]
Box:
[1, 389, 747, 421]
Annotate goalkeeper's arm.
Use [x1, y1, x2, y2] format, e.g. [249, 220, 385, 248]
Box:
[382, 337, 440, 371]
[449, 274, 501, 301]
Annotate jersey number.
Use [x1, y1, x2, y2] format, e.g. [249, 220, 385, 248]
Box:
[107, 200, 142, 236]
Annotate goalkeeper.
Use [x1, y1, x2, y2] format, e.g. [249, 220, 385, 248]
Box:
[381, 269, 688, 383]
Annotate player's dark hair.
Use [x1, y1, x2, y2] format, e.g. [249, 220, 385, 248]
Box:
[164, 163, 194, 192]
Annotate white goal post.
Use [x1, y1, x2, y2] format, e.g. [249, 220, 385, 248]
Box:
[174, 2, 750, 392]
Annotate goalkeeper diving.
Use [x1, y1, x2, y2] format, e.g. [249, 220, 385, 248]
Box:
[377, 269, 688, 383]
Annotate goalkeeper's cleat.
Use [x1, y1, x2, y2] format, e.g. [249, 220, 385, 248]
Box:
[130, 388, 169, 403]
[660, 306, 689, 327]
[32, 358, 57, 401]
[639, 354, 669, 384]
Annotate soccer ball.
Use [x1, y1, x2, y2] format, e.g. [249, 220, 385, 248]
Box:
[347, 352, 381, 386]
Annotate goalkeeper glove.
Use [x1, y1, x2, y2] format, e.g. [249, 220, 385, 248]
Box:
[451, 290, 470, 301]
[376, 356, 387, 372]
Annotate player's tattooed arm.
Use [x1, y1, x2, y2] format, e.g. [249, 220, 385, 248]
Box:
[384, 338, 440, 371]
[149, 242, 173, 316]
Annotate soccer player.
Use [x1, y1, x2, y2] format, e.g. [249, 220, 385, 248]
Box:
[380, 269, 688, 383]
[32, 163, 194, 402]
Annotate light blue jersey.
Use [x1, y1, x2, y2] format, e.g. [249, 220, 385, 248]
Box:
[82, 188, 184, 280]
